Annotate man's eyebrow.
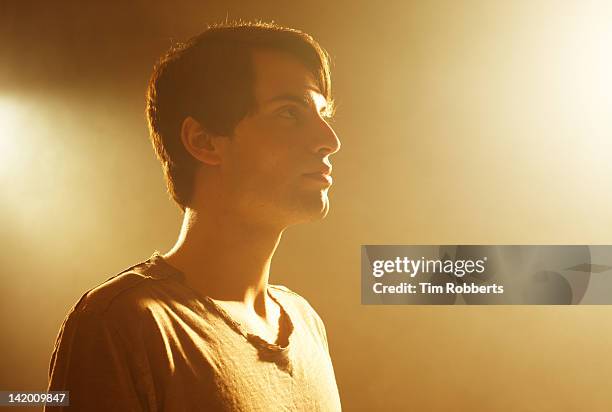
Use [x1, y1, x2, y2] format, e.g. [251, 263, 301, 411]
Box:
[263, 93, 327, 112]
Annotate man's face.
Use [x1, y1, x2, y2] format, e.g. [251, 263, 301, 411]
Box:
[220, 49, 341, 227]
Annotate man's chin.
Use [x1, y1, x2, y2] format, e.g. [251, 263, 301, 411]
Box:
[288, 197, 330, 225]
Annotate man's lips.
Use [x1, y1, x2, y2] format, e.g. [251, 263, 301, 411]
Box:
[303, 169, 333, 185]
[304, 165, 332, 176]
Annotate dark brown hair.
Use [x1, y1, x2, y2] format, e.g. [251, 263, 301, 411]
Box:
[145, 21, 333, 212]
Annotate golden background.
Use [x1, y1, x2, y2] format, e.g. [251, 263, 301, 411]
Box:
[2, 1, 611, 410]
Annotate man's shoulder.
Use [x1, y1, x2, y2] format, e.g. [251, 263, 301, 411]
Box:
[68, 256, 176, 317]
[268, 283, 310, 306]
[269, 284, 325, 325]
[269, 283, 330, 350]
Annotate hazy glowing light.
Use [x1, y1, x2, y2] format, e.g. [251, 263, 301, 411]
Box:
[0, 97, 27, 177]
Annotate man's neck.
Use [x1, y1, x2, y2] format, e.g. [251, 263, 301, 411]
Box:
[162, 207, 284, 318]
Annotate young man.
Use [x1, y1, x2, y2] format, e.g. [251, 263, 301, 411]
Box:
[46, 21, 342, 411]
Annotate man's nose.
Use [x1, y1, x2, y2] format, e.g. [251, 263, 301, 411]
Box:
[311, 116, 341, 156]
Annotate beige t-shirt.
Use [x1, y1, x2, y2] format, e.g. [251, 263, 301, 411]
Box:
[45, 252, 342, 411]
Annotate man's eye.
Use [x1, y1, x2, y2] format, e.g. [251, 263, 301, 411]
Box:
[278, 107, 299, 120]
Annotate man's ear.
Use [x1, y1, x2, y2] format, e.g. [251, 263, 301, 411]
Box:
[180, 116, 226, 166]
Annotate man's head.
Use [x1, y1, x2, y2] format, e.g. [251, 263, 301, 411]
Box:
[146, 21, 340, 227]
